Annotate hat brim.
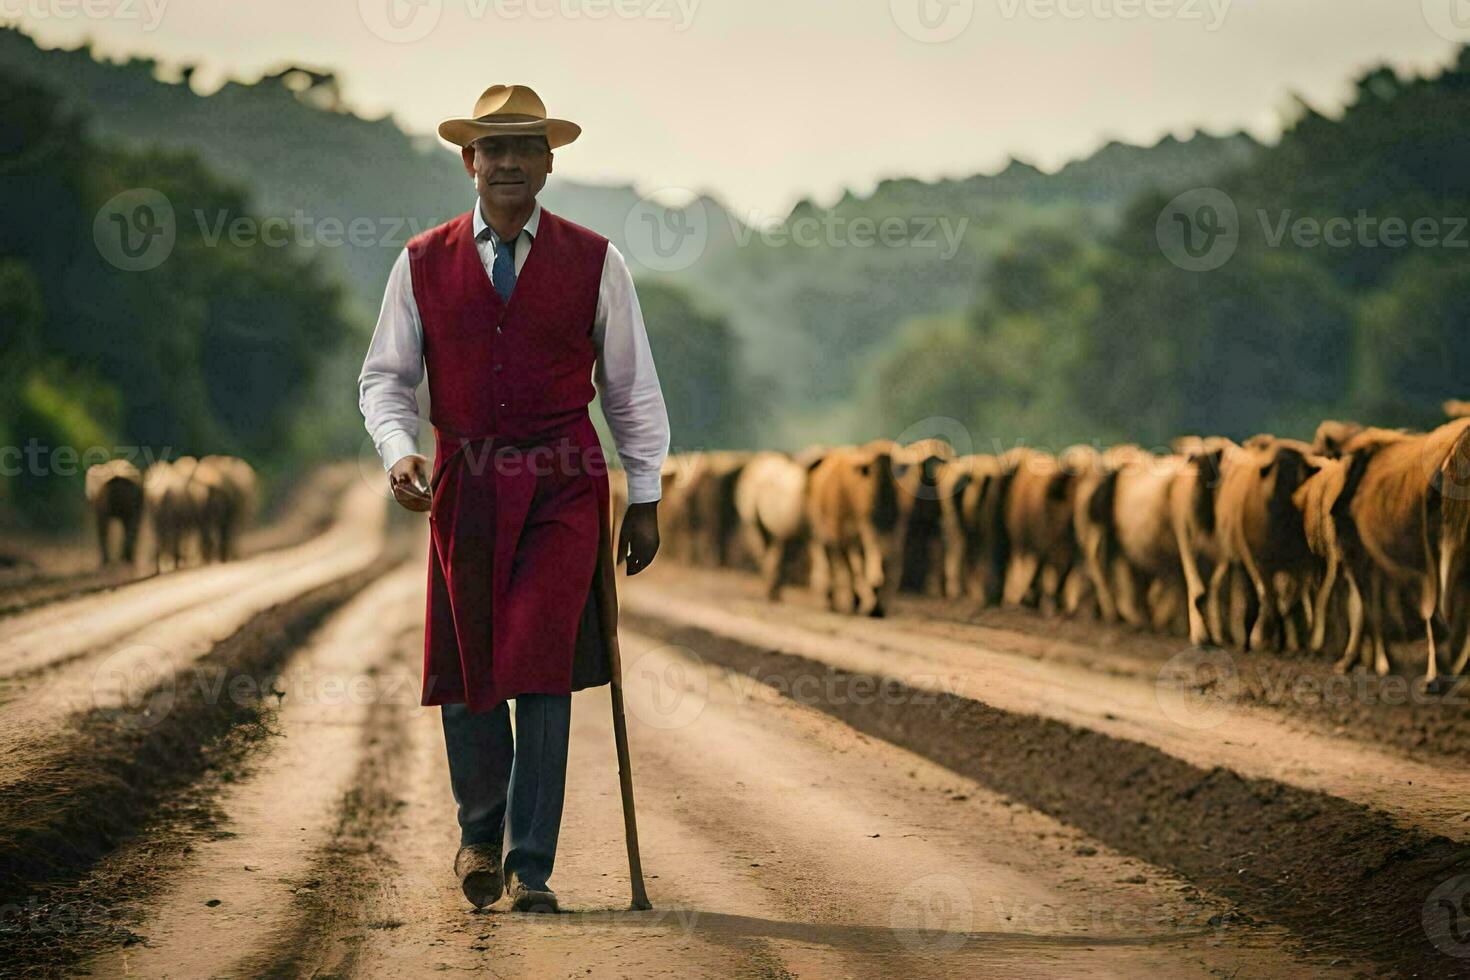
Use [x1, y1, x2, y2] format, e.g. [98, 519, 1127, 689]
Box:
[437, 117, 580, 150]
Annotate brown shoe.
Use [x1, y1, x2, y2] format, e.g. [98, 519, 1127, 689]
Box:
[505, 870, 559, 913]
[454, 843, 504, 908]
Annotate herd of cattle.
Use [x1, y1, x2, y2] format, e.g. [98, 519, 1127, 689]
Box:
[83, 455, 257, 571]
[617, 401, 1470, 687]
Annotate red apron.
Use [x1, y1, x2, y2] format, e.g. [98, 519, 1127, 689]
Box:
[409, 208, 618, 713]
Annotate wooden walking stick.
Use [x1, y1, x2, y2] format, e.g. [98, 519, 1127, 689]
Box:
[606, 631, 652, 910]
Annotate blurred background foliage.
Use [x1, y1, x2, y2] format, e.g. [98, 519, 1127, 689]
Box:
[3, 25, 1468, 530]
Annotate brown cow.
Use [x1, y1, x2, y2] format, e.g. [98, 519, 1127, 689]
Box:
[734, 450, 812, 600]
[1106, 452, 1191, 631]
[938, 454, 1007, 604]
[661, 452, 702, 561]
[1350, 418, 1470, 684]
[145, 457, 206, 572]
[1430, 424, 1470, 677]
[1444, 400, 1470, 420]
[676, 451, 752, 568]
[1210, 438, 1321, 653]
[893, 439, 956, 596]
[1072, 444, 1153, 623]
[807, 443, 900, 616]
[1001, 449, 1081, 613]
[198, 455, 257, 561]
[1290, 452, 1376, 671]
[1168, 438, 1239, 647]
[84, 459, 145, 566]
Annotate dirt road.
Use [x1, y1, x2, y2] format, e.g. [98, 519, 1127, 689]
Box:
[74, 550, 1339, 978]
[3, 493, 1465, 976]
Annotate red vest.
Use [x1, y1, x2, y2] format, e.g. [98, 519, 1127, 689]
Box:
[410, 207, 605, 442]
[407, 207, 618, 712]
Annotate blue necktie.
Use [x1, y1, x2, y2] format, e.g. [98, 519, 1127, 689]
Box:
[492, 232, 517, 303]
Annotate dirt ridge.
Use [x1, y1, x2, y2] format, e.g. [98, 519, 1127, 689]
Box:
[624, 610, 1470, 979]
[0, 548, 405, 977]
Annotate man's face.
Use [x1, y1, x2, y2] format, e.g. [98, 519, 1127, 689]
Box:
[463, 135, 552, 211]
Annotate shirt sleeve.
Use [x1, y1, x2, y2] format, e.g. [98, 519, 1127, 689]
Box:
[593, 242, 670, 504]
[358, 248, 424, 471]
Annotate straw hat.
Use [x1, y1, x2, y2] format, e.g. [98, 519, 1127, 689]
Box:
[437, 84, 580, 149]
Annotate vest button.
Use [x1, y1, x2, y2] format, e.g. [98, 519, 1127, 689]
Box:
[493, 364, 502, 373]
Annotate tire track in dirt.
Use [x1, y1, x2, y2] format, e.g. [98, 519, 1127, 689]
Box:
[0, 484, 388, 806]
[620, 601, 1470, 977]
[232, 614, 1345, 978]
[625, 572, 1470, 845]
[0, 532, 408, 973]
[250, 627, 793, 978]
[81, 563, 425, 979]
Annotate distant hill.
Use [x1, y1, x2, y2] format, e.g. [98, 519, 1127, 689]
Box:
[1, 26, 1260, 446]
[0, 27, 747, 321]
[675, 130, 1261, 437]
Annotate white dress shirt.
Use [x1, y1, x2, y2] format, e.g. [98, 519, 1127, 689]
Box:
[358, 199, 670, 504]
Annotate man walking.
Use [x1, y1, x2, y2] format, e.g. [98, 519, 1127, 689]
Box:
[358, 84, 669, 913]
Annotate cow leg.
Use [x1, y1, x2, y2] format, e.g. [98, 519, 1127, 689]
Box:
[95, 515, 112, 566]
[846, 540, 878, 616]
[1083, 528, 1119, 623]
[1176, 524, 1212, 646]
[1009, 554, 1041, 609]
[1310, 549, 1339, 653]
[941, 512, 966, 600]
[764, 540, 787, 602]
[858, 524, 890, 617]
[1276, 572, 1305, 653]
[122, 514, 141, 565]
[809, 539, 833, 608]
[830, 541, 858, 613]
[1334, 567, 1366, 673]
[1161, 576, 1189, 636]
[1450, 592, 1470, 676]
[1205, 561, 1231, 646]
[1420, 569, 1449, 687]
[1061, 562, 1092, 617]
[1113, 561, 1147, 628]
[1236, 544, 1278, 653]
[1449, 557, 1470, 677]
[1038, 563, 1063, 617]
[1365, 572, 1392, 677]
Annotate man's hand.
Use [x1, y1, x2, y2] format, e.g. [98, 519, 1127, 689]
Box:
[617, 501, 660, 575]
[389, 454, 432, 513]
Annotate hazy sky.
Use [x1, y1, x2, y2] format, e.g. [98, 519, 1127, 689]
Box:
[6, 0, 1463, 216]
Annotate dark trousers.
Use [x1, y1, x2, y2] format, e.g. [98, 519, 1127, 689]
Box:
[440, 694, 572, 890]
